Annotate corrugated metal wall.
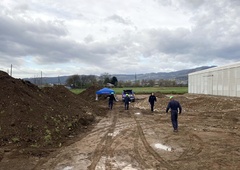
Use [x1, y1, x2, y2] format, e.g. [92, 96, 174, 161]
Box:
[188, 62, 240, 97]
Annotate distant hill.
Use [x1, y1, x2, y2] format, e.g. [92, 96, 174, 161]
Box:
[24, 66, 216, 85]
[113, 66, 216, 83]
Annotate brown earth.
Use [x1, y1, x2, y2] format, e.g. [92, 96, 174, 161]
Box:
[0, 70, 240, 170]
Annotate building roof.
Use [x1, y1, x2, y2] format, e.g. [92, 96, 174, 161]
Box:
[188, 61, 240, 75]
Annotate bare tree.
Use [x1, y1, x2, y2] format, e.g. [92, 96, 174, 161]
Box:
[99, 73, 111, 85]
[66, 75, 80, 88]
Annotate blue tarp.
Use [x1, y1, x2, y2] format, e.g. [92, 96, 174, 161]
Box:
[96, 87, 115, 95]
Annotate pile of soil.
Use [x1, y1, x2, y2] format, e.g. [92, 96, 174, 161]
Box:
[0, 71, 105, 151]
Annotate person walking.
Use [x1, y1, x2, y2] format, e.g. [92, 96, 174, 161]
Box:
[124, 94, 131, 110]
[148, 93, 157, 112]
[166, 96, 182, 132]
[108, 92, 117, 110]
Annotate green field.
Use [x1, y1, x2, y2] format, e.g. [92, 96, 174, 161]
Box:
[70, 87, 188, 95]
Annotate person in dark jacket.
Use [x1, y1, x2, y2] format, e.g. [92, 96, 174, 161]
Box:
[148, 93, 157, 112]
[166, 96, 182, 132]
[124, 94, 131, 110]
[108, 92, 117, 110]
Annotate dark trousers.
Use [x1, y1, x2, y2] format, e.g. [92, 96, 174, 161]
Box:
[150, 103, 154, 111]
[171, 111, 178, 130]
[109, 101, 113, 109]
[125, 103, 129, 110]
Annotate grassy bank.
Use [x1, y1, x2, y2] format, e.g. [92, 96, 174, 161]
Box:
[71, 87, 188, 95]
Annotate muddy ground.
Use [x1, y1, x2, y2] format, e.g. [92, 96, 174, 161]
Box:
[0, 71, 240, 170]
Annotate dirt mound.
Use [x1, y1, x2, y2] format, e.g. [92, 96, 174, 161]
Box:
[181, 94, 240, 112]
[79, 86, 111, 111]
[0, 71, 104, 149]
[135, 93, 240, 114]
[79, 85, 108, 101]
[79, 85, 101, 100]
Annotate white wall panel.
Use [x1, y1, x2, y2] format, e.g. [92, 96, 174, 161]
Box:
[229, 68, 236, 96]
[188, 62, 240, 97]
[237, 67, 240, 96]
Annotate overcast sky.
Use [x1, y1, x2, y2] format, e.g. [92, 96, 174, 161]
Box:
[1, 0, 240, 78]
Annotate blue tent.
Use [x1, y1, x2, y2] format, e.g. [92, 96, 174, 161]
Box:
[95, 88, 115, 100]
[96, 87, 115, 95]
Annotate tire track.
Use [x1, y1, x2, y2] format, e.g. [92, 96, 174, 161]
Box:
[88, 111, 155, 169]
[177, 133, 203, 161]
[90, 110, 203, 169]
[87, 111, 118, 170]
[88, 106, 140, 169]
[107, 115, 157, 170]
[136, 115, 204, 163]
[133, 127, 152, 169]
[134, 115, 173, 170]
[103, 117, 141, 169]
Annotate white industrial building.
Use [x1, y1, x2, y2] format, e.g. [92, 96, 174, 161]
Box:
[188, 62, 240, 97]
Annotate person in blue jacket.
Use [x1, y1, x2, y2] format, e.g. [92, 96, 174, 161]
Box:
[108, 92, 117, 110]
[166, 96, 182, 132]
[124, 94, 131, 110]
[148, 93, 157, 112]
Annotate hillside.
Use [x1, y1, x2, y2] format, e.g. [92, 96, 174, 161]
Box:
[114, 66, 215, 82]
[24, 66, 215, 85]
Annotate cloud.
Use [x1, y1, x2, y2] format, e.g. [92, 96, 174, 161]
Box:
[105, 14, 132, 25]
[0, 0, 240, 78]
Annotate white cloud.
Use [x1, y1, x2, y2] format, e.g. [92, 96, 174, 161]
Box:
[0, 0, 240, 78]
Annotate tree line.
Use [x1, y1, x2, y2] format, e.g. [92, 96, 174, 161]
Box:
[65, 73, 186, 88]
[65, 73, 118, 88]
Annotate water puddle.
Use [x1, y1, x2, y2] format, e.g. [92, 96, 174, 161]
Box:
[154, 143, 172, 151]
[122, 165, 138, 170]
[108, 129, 120, 137]
[63, 166, 74, 170]
[96, 156, 139, 170]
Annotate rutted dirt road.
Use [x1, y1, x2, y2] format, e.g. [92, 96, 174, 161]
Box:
[31, 94, 240, 170]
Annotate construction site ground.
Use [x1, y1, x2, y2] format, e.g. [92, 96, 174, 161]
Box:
[0, 71, 240, 170]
